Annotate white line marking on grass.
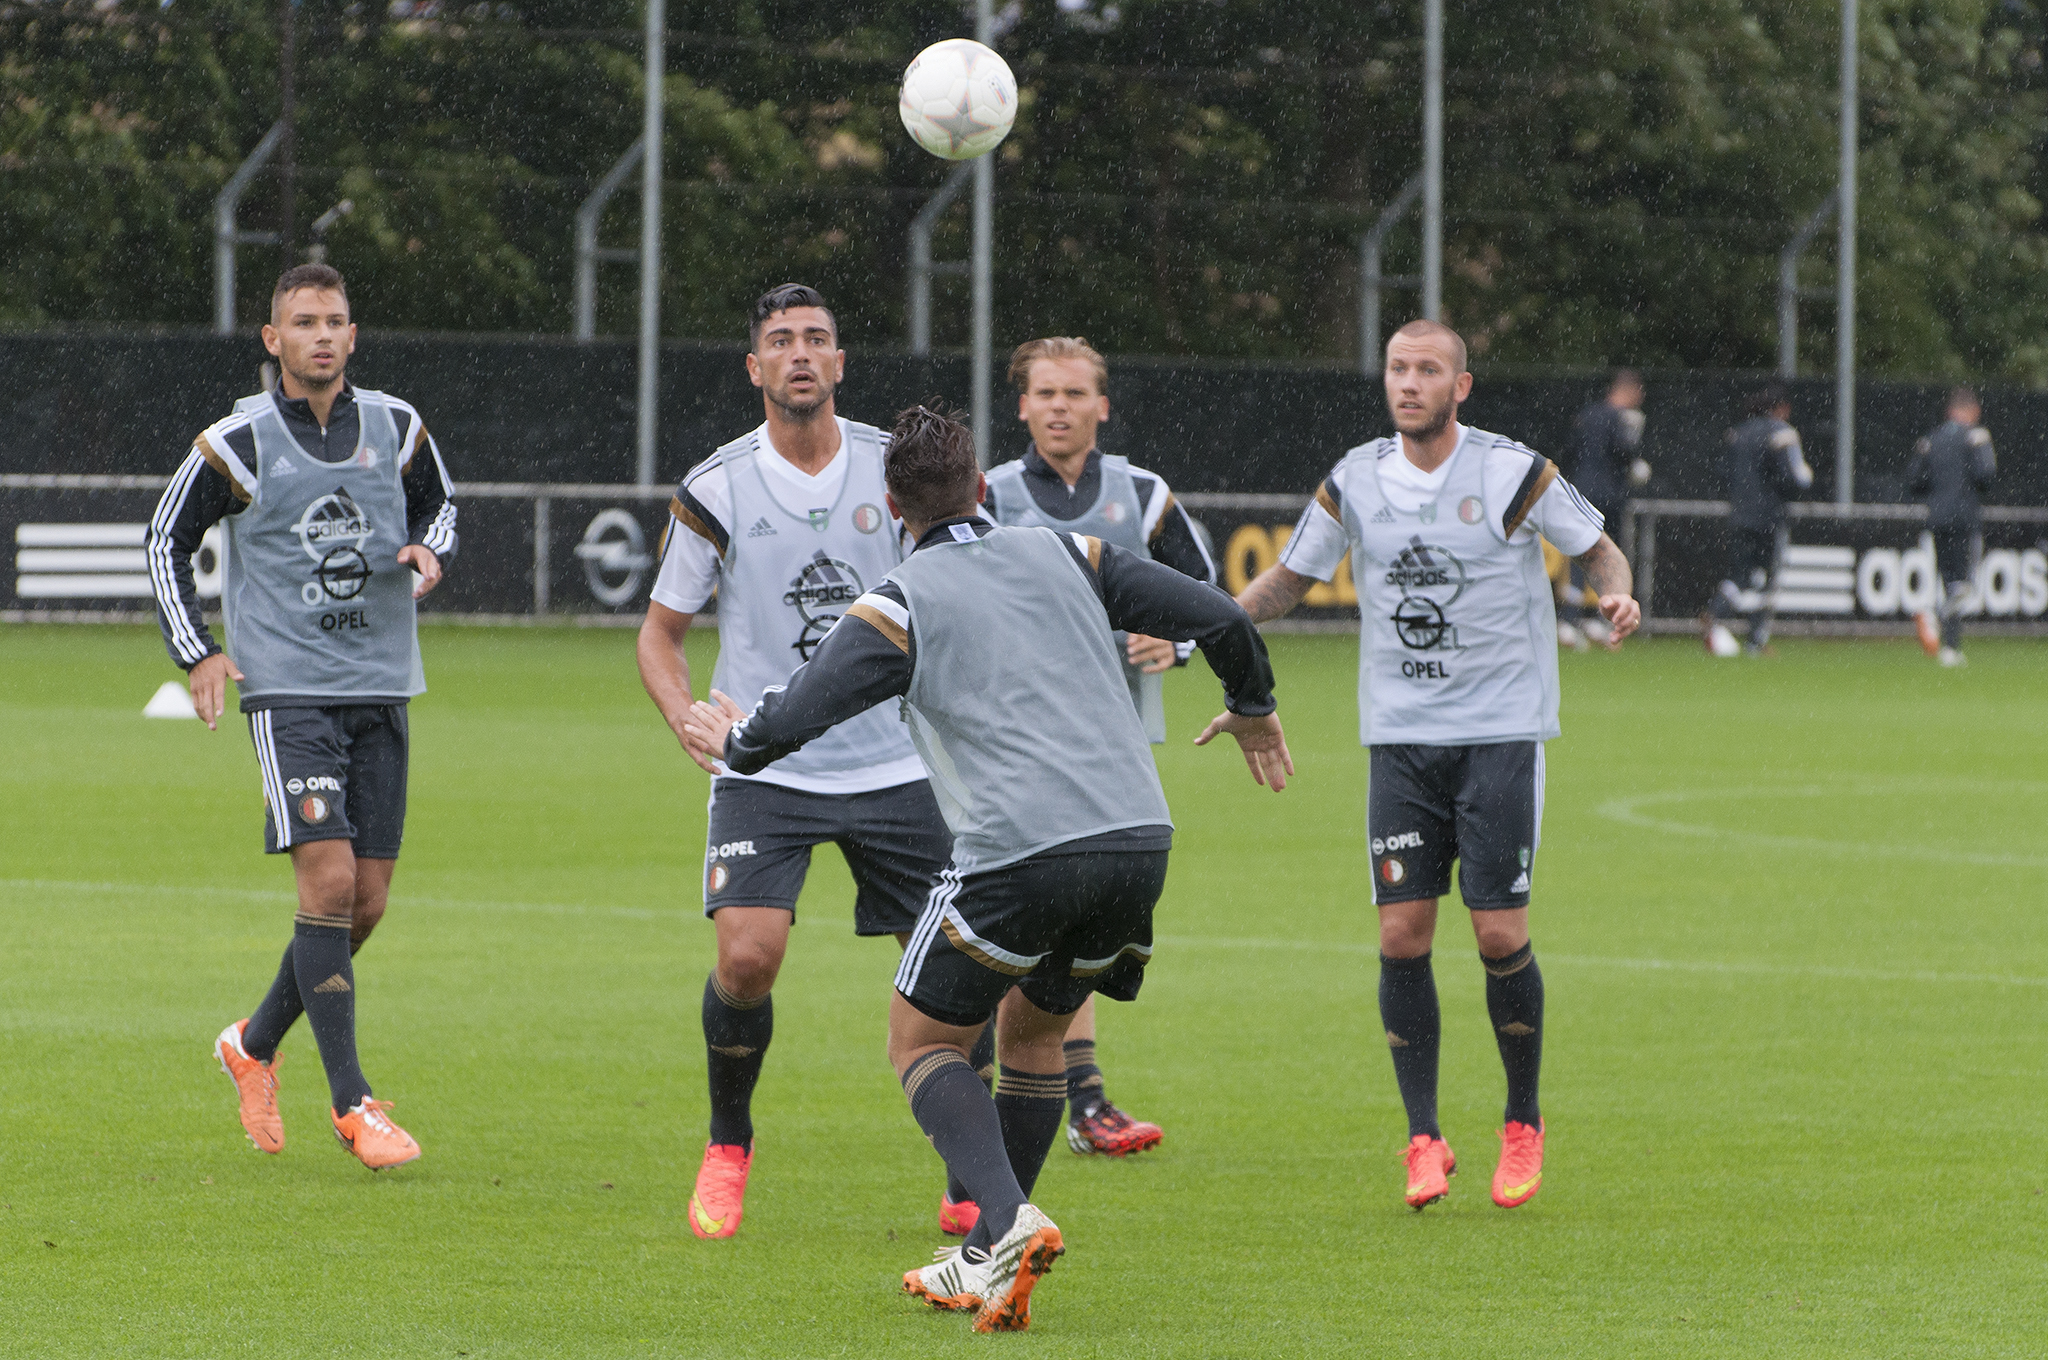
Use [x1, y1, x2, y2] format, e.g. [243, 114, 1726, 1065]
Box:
[1596, 781, 2048, 870]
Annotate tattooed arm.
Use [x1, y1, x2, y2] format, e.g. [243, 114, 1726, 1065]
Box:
[1235, 563, 1318, 624]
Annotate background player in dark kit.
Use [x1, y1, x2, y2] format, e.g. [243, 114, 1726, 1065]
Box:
[1907, 386, 1997, 667]
[1705, 381, 1813, 657]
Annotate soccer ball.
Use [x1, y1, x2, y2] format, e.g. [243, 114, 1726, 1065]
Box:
[898, 38, 1017, 161]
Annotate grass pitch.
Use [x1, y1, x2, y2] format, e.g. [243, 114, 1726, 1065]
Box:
[2, 623, 2045, 1358]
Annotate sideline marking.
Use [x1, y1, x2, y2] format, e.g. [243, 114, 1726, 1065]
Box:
[1595, 779, 2048, 870]
[13, 879, 2048, 990]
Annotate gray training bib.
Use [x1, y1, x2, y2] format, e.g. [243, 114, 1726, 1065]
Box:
[223, 390, 423, 703]
[983, 454, 1166, 742]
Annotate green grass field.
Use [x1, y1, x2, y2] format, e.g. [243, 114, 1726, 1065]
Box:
[3, 623, 2045, 1358]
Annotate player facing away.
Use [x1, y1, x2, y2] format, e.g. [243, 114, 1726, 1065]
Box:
[148, 263, 456, 1170]
[636, 284, 955, 1240]
[1557, 369, 1646, 649]
[980, 335, 1220, 1159]
[1705, 381, 1813, 658]
[679, 404, 1290, 1331]
[1233, 319, 1640, 1211]
[1908, 386, 1996, 668]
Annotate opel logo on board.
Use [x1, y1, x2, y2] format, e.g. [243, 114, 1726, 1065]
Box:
[575, 508, 652, 607]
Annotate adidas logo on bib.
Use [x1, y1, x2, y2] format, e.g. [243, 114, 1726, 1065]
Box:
[270, 456, 298, 476]
[746, 517, 777, 538]
[1370, 505, 1396, 523]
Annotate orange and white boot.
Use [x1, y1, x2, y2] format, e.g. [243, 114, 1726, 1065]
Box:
[214, 1020, 283, 1154]
[331, 1097, 421, 1170]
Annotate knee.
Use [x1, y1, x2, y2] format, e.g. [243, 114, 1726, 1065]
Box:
[350, 897, 387, 946]
[1474, 918, 1530, 960]
[717, 938, 785, 1000]
[304, 865, 356, 919]
[1379, 918, 1434, 958]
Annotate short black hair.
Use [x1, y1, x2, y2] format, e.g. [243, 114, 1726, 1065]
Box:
[750, 283, 836, 350]
[1948, 384, 1979, 410]
[1745, 380, 1791, 418]
[272, 263, 347, 316]
[1611, 368, 1642, 390]
[886, 404, 980, 525]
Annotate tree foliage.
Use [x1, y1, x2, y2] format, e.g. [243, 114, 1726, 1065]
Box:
[3, 0, 2047, 379]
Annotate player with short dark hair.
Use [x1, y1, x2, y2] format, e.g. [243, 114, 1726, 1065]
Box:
[679, 403, 1289, 1331]
[1705, 381, 1813, 657]
[149, 263, 457, 1170]
[1557, 368, 1646, 648]
[980, 334, 1220, 1159]
[637, 283, 958, 1239]
[1232, 318, 1639, 1211]
[1908, 385, 1996, 667]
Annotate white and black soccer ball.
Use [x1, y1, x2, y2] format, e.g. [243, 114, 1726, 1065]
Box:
[898, 38, 1017, 161]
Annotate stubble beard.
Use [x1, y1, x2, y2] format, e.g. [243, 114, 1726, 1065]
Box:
[768, 379, 833, 423]
[1395, 394, 1456, 442]
[283, 355, 344, 395]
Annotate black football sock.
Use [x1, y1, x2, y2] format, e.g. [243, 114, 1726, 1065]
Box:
[1483, 942, 1545, 1128]
[1378, 951, 1442, 1140]
[1063, 1038, 1107, 1119]
[290, 919, 371, 1115]
[903, 1048, 1026, 1254]
[242, 943, 302, 1062]
[946, 1021, 999, 1203]
[994, 1070, 1066, 1200]
[703, 972, 773, 1150]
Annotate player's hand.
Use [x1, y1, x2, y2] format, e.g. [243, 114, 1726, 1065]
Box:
[188, 652, 243, 731]
[1598, 594, 1641, 649]
[1125, 632, 1179, 674]
[1194, 710, 1294, 791]
[398, 544, 442, 599]
[679, 689, 749, 773]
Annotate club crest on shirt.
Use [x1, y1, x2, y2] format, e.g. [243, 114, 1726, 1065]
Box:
[1458, 496, 1484, 525]
[852, 503, 884, 534]
[1103, 500, 1128, 524]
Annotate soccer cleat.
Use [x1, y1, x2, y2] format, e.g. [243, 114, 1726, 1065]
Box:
[1916, 611, 1941, 656]
[330, 1097, 421, 1170]
[1556, 622, 1588, 652]
[904, 1243, 991, 1312]
[1065, 1101, 1163, 1157]
[214, 1019, 284, 1154]
[972, 1204, 1064, 1333]
[1703, 618, 1741, 658]
[1938, 646, 1967, 669]
[939, 1193, 980, 1237]
[1492, 1120, 1545, 1207]
[1403, 1134, 1457, 1210]
[688, 1142, 753, 1239]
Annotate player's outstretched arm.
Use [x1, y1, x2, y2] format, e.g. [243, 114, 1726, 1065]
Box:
[700, 597, 916, 775]
[1236, 563, 1316, 623]
[1573, 534, 1640, 648]
[1193, 711, 1293, 792]
[637, 601, 719, 773]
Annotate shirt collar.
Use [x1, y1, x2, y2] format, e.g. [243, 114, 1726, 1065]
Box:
[912, 515, 995, 552]
[1021, 444, 1099, 483]
[271, 379, 355, 425]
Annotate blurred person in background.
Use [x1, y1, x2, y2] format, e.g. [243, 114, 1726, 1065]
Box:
[1907, 386, 1996, 668]
[1556, 369, 1647, 649]
[1704, 381, 1811, 658]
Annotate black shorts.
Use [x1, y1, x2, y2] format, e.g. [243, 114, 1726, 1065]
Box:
[1367, 741, 1543, 910]
[702, 776, 951, 936]
[1723, 526, 1779, 592]
[1933, 526, 1980, 590]
[248, 704, 409, 858]
[894, 833, 1172, 1028]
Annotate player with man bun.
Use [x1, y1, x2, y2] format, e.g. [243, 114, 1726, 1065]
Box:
[149, 263, 457, 1171]
[679, 403, 1289, 1332]
[1233, 318, 1639, 1212]
[979, 335, 1217, 1159]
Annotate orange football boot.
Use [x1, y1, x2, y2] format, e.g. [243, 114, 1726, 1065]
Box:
[689, 1142, 753, 1239]
[939, 1193, 980, 1236]
[331, 1098, 421, 1170]
[1066, 1101, 1163, 1157]
[1402, 1134, 1457, 1210]
[1916, 611, 1941, 656]
[1492, 1120, 1545, 1207]
[214, 1020, 283, 1154]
